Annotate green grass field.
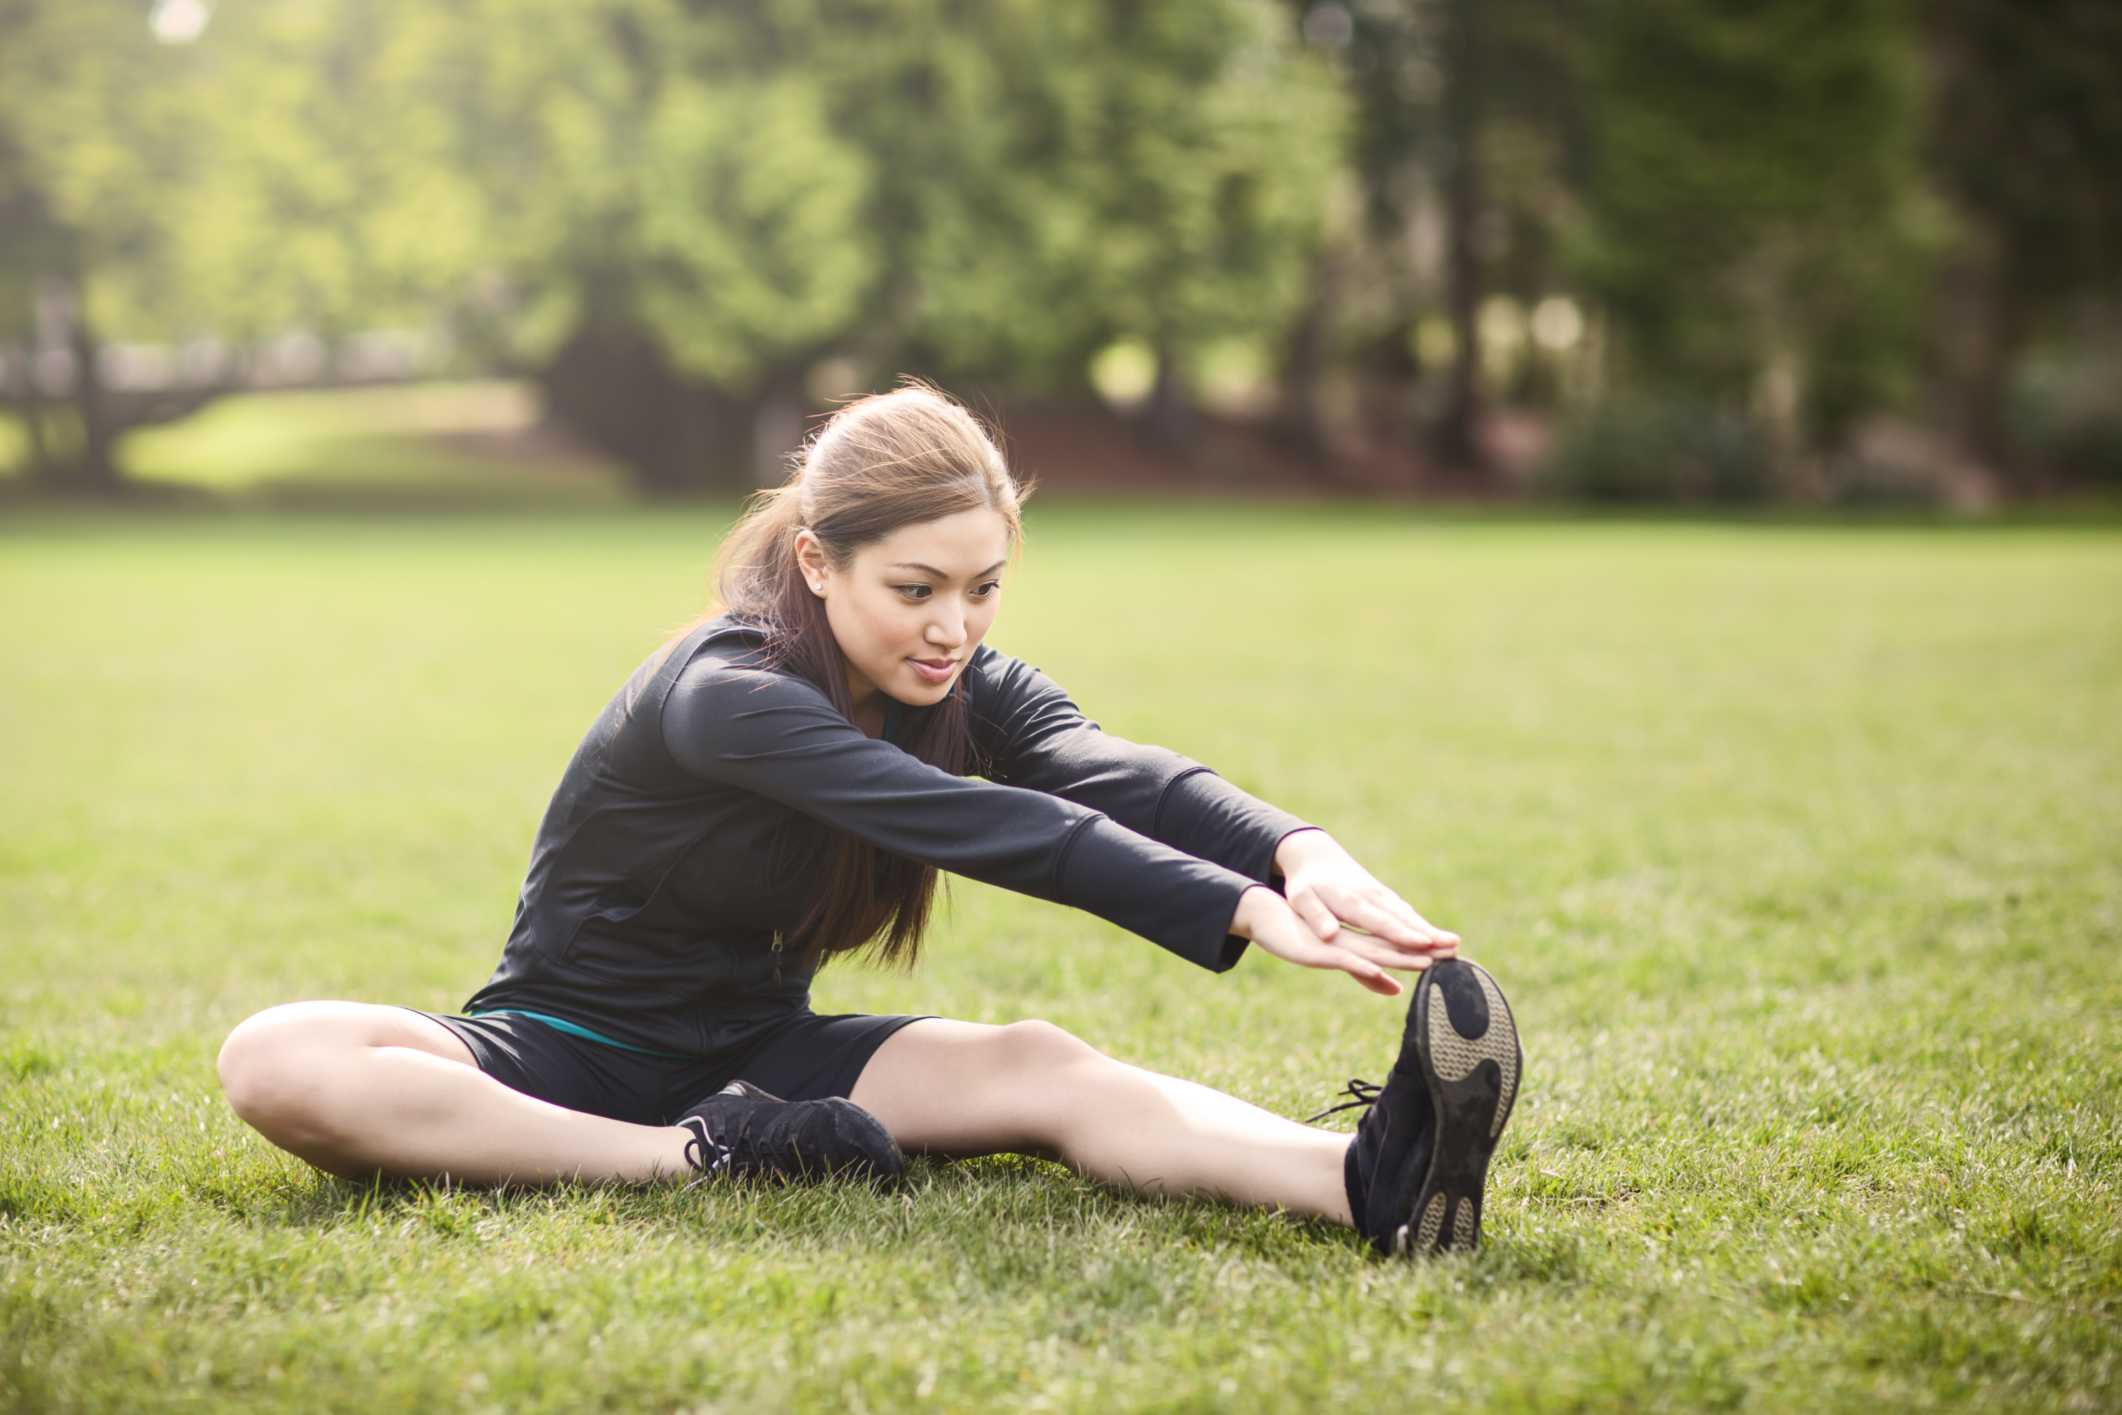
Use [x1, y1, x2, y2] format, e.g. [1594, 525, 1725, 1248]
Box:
[3, 497, 2118, 1411]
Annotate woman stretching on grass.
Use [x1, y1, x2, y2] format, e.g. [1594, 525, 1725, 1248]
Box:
[216, 380, 1520, 1256]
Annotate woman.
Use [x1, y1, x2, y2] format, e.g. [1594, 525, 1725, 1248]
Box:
[217, 380, 1520, 1256]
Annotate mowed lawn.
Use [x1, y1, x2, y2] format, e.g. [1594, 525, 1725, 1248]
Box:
[2, 501, 2117, 1411]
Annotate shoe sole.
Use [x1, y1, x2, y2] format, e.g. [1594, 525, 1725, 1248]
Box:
[1392, 958, 1520, 1256]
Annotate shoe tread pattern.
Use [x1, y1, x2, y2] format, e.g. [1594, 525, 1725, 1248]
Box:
[1403, 958, 1522, 1255]
[1424, 963, 1520, 1139]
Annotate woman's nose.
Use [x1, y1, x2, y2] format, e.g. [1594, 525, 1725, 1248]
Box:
[927, 607, 965, 647]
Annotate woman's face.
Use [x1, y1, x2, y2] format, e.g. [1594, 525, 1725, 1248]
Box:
[797, 507, 1011, 715]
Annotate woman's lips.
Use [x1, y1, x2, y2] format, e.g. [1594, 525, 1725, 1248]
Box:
[908, 658, 956, 683]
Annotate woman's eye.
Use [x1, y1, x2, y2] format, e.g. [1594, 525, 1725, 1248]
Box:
[896, 581, 999, 601]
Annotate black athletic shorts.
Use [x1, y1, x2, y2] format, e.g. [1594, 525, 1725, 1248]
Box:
[393, 1005, 935, 1127]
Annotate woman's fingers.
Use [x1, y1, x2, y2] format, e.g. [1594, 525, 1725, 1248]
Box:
[1253, 884, 1454, 995]
[1277, 928, 1404, 995]
[1404, 904, 1461, 949]
[1282, 868, 1463, 954]
[1284, 886, 1340, 941]
[1341, 954, 1404, 996]
[1338, 895, 1458, 953]
[1348, 883, 1459, 948]
[1332, 928, 1441, 973]
[1324, 912, 1459, 967]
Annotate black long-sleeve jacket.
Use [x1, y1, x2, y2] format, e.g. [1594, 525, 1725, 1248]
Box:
[461, 614, 1314, 1058]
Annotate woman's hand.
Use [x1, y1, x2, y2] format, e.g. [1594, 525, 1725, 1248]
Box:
[1274, 829, 1461, 960]
[1230, 884, 1416, 997]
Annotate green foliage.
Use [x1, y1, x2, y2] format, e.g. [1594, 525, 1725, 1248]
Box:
[2, 506, 2119, 1408]
[425, 0, 1344, 396]
[7, 0, 2118, 496]
[1013, 4, 1348, 379]
[0, 0, 478, 343]
[161, 2, 487, 340]
[1925, 0, 2122, 308]
[445, 0, 880, 382]
[0, 0, 203, 335]
[1568, 0, 1939, 443]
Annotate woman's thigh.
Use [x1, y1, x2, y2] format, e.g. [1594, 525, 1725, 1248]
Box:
[846, 1016, 1108, 1156]
[220, 1000, 477, 1070]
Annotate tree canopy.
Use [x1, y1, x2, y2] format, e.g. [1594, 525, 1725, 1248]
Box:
[3, 0, 2115, 496]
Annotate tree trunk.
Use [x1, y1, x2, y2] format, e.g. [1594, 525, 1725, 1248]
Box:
[1272, 244, 1336, 461]
[9, 342, 57, 484]
[22, 399, 52, 481]
[68, 317, 122, 494]
[538, 322, 766, 496]
[1138, 333, 1197, 457]
[1434, 0, 1488, 476]
[1929, 241, 2023, 491]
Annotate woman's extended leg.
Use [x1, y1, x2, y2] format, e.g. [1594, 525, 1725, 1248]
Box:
[847, 1018, 1353, 1225]
[216, 1002, 696, 1187]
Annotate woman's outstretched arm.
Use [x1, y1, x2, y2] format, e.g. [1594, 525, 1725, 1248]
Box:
[663, 655, 1268, 972]
[964, 646, 1315, 880]
[968, 646, 1460, 972]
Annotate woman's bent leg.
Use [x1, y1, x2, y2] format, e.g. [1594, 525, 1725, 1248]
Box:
[216, 1002, 694, 1188]
[848, 1018, 1352, 1225]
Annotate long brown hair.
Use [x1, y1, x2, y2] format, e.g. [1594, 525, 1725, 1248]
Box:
[656, 378, 1034, 974]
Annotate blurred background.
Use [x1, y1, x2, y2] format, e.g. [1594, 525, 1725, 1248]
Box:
[1, 0, 2117, 511]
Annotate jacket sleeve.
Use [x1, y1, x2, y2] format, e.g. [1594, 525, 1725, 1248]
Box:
[659, 655, 1262, 971]
[964, 645, 1317, 891]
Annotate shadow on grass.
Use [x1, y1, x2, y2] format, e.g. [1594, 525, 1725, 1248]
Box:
[176, 1153, 1407, 1263]
[176, 1154, 1610, 1287]
[0, 472, 638, 520]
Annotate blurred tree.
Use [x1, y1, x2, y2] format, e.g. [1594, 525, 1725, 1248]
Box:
[431, 0, 864, 494]
[1288, 0, 1454, 465]
[1049, 3, 1345, 455]
[0, 0, 223, 491]
[444, 0, 1342, 493]
[1432, 0, 1487, 471]
[1, 0, 1343, 497]
[172, 3, 487, 347]
[1921, 0, 2122, 486]
[1282, 0, 1577, 478]
[1566, 0, 1935, 462]
[0, 0, 481, 491]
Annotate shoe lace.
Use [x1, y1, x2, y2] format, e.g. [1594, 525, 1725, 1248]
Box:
[680, 1118, 733, 1182]
[1303, 1077, 1383, 1126]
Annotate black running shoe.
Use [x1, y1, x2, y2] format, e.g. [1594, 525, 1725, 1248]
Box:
[1307, 957, 1521, 1255]
[676, 1080, 907, 1187]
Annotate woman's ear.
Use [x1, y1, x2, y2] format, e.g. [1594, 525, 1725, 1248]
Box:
[793, 528, 829, 597]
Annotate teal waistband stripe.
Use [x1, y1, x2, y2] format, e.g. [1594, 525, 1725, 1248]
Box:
[465, 1008, 691, 1060]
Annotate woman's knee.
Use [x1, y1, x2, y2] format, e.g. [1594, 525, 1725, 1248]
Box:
[992, 1020, 1109, 1086]
[217, 1006, 340, 1135]
[215, 1001, 466, 1139]
[987, 1022, 1134, 1152]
